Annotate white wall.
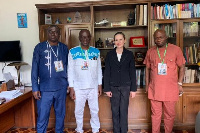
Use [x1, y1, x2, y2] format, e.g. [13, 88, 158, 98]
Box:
[0, 0, 100, 85]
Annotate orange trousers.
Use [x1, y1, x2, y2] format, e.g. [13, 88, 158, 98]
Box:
[150, 100, 176, 133]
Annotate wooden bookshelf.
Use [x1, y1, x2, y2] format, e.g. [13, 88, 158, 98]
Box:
[35, 0, 200, 130]
[94, 25, 147, 29]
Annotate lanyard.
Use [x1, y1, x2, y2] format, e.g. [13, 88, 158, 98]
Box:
[80, 46, 90, 60]
[157, 44, 168, 64]
[48, 41, 59, 61]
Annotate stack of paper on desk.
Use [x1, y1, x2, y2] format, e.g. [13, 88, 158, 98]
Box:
[0, 90, 23, 99]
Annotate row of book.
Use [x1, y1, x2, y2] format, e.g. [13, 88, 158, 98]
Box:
[154, 23, 176, 37]
[183, 43, 200, 64]
[134, 5, 148, 26]
[151, 3, 200, 20]
[136, 68, 145, 88]
[183, 67, 199, 83]
[136, 67, 200, 84]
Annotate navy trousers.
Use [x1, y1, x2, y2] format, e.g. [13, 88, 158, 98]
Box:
[36, 88, 67, 133]
[110, 86, 130, 133]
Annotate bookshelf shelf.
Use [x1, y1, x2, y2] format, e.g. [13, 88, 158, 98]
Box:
[168, 37, 176, 39]
[183, 36, 200, 39]
[185, 64, 199, 66]
[94, 25, 147, 29]
[97, 47, 148, 50]
[98, 48, 114, 50]
[135, 64, 146, 67]
[151, 18, 200, 21]
[102, 64, 146, 68]
[183, 83, 200, 87]
[127, 46, 148, 49]
[40, 23, 91, 26]
[136, 86, 146, 90]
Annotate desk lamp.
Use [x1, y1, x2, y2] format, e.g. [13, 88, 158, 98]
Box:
[7, 62, 28, 87]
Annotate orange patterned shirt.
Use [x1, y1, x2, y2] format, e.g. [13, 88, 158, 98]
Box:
[144, 43, 185, 101]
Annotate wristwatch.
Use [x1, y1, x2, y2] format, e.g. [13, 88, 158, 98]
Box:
[178, 82, 183, 86]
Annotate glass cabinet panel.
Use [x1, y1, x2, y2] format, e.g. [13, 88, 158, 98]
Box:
[180, 19, 200, 84]
[183, 22, 199, 37]
[181, 20, 200, 65]
[150, 20, 179, 47]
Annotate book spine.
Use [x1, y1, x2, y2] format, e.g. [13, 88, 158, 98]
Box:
[144, 5, 147, 25]
[139, 5, 144, 25]
[136, 5, 140, 25]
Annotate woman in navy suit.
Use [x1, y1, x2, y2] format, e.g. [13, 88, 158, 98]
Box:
[104, 32, 137, 133]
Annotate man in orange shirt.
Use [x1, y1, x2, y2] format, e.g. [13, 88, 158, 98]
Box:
[144, 29, 185, 133]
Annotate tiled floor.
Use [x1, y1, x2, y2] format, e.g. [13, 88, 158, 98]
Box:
[6, 128, 195, 133]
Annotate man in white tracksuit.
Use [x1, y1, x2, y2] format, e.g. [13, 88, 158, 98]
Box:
[68, 29, 102, 133]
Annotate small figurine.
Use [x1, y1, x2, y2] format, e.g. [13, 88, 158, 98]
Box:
[95, 38, 104, 48]
[95, 19, 109, 26]
[135, 52, 145, 64]
[128, 11, 135, 25]
[105, 38, 114, 48]
[55, 18, 61, 24]
[67, 17, 71, 23]
[73, 11, 82, 23]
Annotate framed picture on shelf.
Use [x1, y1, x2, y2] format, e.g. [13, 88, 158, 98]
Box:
[129, 36, 145, 47]
[45, 14, 52, 24]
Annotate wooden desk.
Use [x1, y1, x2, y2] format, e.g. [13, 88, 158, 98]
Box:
[0, 88, 36, 132]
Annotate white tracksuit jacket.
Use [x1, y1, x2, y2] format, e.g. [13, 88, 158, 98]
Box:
[68, 46, 102, 90]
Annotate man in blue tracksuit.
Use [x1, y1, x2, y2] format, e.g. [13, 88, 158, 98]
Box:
[31, 25, 68, 133]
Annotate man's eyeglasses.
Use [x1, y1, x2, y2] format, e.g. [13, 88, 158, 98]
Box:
[48, 30, 59, 34]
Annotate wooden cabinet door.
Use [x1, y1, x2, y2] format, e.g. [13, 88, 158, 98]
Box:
[64, 90, 151, 129]
[150, 96, 183, 125]
[65, 95, 92, 128]
[128, 90, 151, 129]
[39, 25, 66, 44]
[98, 90, 151, 129]
[174, 96, 183, 123]
[65, 24, 92, 49]
[183, 91, 200, 123]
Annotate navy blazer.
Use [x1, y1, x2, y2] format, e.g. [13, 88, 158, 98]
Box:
[104, 47, 137, 92]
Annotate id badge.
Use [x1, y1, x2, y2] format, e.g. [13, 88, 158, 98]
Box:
[54, 60, 64, 72]
[81, 61, 89, 70]
[158, 63, 167, 75]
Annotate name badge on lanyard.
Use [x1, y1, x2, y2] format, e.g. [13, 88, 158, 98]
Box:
[81, 46, 90, 70]
[157, 44, 168, 75]
[47, 41, 64, 72]
[81, 61, 89, 70]
[158, 63, 167, 75]
[54, 60, 64, 72]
